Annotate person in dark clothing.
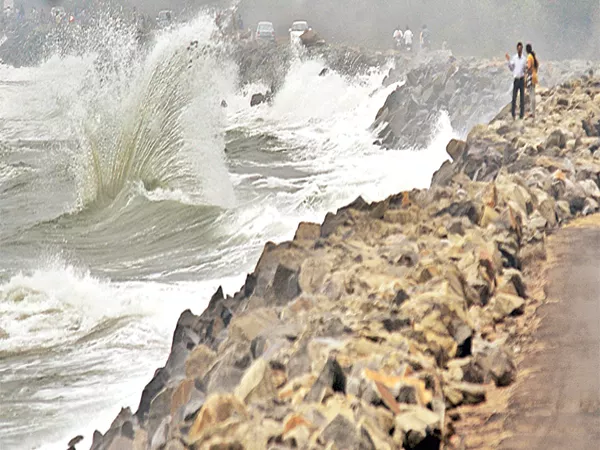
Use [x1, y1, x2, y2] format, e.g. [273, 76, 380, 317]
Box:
[505, 42, 527, 119]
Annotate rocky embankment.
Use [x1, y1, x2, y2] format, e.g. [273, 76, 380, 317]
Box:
[88, 75, 600, 450]
[373, 55, 600, 149]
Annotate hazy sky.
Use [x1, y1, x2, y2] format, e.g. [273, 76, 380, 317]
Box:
[17, 0, 600, 59]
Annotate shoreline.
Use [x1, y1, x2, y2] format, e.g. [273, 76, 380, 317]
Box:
[89, 73, 600, 450]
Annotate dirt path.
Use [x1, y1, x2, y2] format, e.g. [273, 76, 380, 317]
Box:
[500, 223, 600, 449]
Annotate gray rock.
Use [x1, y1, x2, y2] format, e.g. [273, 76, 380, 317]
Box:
[446, 139, 467, 161]
[321, 210, 352, 238]
[149, 416, 170, 450]
[545, 129, 567, 149]
[268, 264, 300, 305]
[67, 435, 84, 448]
[305, 357, 346, 403]
[464, 340, 516, 387]
[435, 200, 482, 225]
[250, 93, 265, 106]
[320, 415, 375, 450]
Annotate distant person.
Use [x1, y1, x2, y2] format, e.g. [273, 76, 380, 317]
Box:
[526, 43, 539, 119]
[393, 26, 403, 49]
[420, 25, 430, 51]
[506, 42, 527, 120]
[404, 25, 413, 52]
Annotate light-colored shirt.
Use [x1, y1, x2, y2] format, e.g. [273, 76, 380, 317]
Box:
[404, 29, 413, 45]
[508, 53, 527, 79]
[393, 29, 403, 40]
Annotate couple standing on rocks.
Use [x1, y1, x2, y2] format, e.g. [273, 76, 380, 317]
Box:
[506, 41, 540, 120]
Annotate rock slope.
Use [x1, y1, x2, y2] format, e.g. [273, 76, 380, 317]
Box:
[373, 55, 600, 149]
[89, 77, 600, 450]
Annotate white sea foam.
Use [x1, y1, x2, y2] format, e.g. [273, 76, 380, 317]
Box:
[0, 11, 460, 450]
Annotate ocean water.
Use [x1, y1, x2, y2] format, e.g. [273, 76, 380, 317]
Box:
[0, 13, 455, 449]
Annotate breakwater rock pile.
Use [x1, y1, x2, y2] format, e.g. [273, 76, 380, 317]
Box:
[89, 77, 600, 450]
[373, 55, 600, 149]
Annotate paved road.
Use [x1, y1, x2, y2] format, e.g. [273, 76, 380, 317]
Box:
[500, 227, 600, 449]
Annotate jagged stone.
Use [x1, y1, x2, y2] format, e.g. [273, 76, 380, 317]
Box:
[464, 340, 516, 387]
[446, 139, 467, 161]
[305, 357, 346, 403]
[488, 293, 525, 321]
[320, 414, 375, 450]
[294, 222, 320, 241]
[229, 309, 279, 343]
[443, 382, 486, 407]
[545, 129, 567, 149]
[392, 406, 442, 450]
[187, 394, 248, 444]
[185, 345, 216, 379]
[234, 358, 277, 404]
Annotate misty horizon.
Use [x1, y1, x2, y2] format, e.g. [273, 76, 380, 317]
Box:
[5, 1, 600, 59]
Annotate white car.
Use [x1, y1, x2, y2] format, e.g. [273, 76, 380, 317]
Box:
[157, 10, 173, 29]
[256, 21, 275, 42]
[289, 21, 310, 45]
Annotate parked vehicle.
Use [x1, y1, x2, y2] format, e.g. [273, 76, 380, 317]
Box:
[289, 20, 309, 46]
[156, 10, 173, 29]
[255, 21, 275, 42]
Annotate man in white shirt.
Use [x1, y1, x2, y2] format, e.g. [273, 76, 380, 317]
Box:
[404, 26, 414, 51]
[393, 26, 403, 49]
[506, 42, 527, 119]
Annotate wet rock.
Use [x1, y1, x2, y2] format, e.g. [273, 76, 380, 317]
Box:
[446, 139, 467, 161]
[431, 160, 457, 186]
[250, 93, 265, 106]
[67, 435, 83, 450]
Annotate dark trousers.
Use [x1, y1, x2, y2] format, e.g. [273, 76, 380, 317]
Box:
[512, 77, 525, 119]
